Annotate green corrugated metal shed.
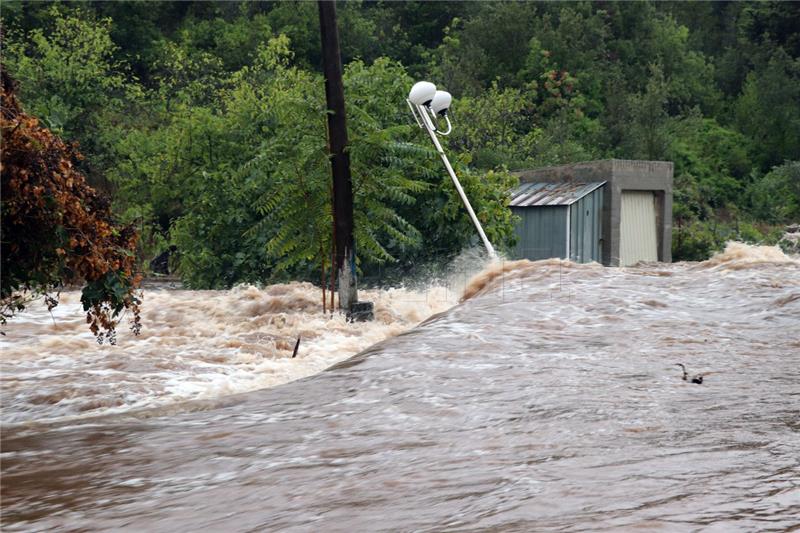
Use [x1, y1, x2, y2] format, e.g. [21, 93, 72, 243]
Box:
[510, 182, 604, 263]
[515, 160, 674, 266]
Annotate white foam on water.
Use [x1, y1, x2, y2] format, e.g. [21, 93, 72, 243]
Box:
[0, 281, 460, 425]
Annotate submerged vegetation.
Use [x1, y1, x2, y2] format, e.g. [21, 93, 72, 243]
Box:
[1, 1, 798, 293]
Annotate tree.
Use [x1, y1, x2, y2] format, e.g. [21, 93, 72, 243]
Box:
[747, 161, 800, 224]
[735, 49, 800, 169]
[2, 6, 139, 191]
[618, 64, 671, 161]
[1, 70, 141, 343]
[4, 0, 795, 271]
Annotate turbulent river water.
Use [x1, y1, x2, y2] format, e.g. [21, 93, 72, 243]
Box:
[2, 243, 799, 531]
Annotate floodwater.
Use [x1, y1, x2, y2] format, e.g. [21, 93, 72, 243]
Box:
[2, 243, 799, 531]
[0, 283, 456, 426]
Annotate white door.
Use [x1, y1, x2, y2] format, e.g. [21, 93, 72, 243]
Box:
[620, 191, 658, 266]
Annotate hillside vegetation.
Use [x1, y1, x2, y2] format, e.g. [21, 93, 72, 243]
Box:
[2, 1, 798, 288]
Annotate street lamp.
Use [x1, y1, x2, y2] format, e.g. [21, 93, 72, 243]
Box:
[407, 81, 497, 260]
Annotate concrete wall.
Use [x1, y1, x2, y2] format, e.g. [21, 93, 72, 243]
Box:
[515, 159, 673, 266]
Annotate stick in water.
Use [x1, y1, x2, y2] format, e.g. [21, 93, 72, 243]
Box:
[292, 336, 301, 358]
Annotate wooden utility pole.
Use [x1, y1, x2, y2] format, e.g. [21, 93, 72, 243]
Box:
[318, 0, 358, 312]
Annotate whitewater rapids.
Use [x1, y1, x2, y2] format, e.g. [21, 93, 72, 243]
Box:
[0, 283, 457, 426]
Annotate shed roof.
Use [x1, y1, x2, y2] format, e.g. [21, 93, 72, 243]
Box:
[509, 181, 605, 207]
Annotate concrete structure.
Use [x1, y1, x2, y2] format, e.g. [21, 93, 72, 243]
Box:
[510, 182, 604, 263]
[514, 159, 673, 266]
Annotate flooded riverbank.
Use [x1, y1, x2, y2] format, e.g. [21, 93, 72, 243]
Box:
[2, 243, 799, 530]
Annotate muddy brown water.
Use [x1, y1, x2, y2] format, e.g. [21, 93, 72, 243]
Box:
[2, 243, 799, 531]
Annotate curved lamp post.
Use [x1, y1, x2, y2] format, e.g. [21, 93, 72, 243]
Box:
[407, 82, 497, 260]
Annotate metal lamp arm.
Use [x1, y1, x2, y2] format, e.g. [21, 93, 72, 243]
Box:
[436, 114, 452, 136]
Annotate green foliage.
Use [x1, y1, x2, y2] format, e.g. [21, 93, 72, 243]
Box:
[241, 61, 332, 279]
[448, 81, 539, 169]
[747, 162, 800, 224]
[2, 6, 142, 191]
[3, 6, 131, 133]
[2, 0, 798, 281]
[620, 64, 672, 160]
[734, 49, 800, 168]
[669, 116, 755, 210]
[420, 164, 519, 255]
[173, 8, 273, 72]
[672, 217, 782, 262]
[672, 219, 723, 262]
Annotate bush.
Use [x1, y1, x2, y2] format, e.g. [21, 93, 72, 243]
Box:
[746, 161, 800, 224]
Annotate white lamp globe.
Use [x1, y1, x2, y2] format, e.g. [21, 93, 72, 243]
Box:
[430, 90, 452, 116]
[408, 81, 437, 106]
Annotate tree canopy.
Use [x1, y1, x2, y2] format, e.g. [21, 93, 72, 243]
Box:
[1, 1, 797, 297]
